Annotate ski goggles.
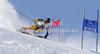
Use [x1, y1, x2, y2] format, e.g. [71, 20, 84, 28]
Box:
[46, 20, 50, 23]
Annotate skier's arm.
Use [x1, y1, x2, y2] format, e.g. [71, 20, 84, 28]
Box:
[34, 19, 39, 25]
[34, 19, 44, 25]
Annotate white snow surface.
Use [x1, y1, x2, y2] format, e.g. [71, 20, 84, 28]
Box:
[0, 27, 95, 54]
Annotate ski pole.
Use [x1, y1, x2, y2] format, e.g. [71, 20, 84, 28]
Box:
[13, 8, 34, 21]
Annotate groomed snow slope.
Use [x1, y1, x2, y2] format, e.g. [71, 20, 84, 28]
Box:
[0, 27, 95, 54]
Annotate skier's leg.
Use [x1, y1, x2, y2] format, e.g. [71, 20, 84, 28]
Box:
[28, 25, 38, 35]
[29, 25, 37, 30]
[37, 29, 43, 32]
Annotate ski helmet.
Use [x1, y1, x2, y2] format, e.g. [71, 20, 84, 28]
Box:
[45, 18, 50, 23]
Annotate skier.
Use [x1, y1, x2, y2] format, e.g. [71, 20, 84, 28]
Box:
[20, 18, 50, 39]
